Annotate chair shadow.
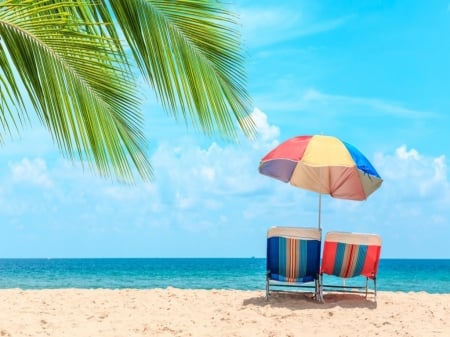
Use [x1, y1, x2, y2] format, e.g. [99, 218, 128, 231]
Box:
[243, 291, 378, 310]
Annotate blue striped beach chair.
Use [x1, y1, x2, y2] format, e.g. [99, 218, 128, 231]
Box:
[266, 226, 322, 301]
[320, 231, 382, 301]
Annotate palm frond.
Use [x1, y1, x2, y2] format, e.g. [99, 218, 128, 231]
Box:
[0, 40, 27, 142]
[0, 0, 152, 182]
[111, 0, 255, 140]
[0, 0, 254, 183]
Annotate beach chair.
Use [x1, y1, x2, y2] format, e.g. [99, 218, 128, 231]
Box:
[266, 226, 322, 301]
[320, 231, 382, 301]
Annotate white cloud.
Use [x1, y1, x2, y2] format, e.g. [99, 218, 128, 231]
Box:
[374, 146, 449, 202]
[419, 155, 448, 196]
[201, 167, 215, 182]
[396, 145, 420, 160]
[239, 8, 299, 47]
[433, 155, 447, 181]
[239, 6, 350, 48]
[264, 88, 436, 119]
[9, 158, 53, 188]
[151, 139, 260, 202]
[296, 89, 436, 119]
[0, 110, 449, 258]
[175, 191, 194, 210]
[146, 112, 450, 248]
[0, 125, 55, 157]
[251, 107, 279, 143]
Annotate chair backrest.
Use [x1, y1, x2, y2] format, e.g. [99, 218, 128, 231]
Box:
[267, 227, 321, 283]
[321, 231, 382, 279]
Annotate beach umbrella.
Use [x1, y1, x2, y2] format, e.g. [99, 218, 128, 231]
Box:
[258, 135, 383, 229]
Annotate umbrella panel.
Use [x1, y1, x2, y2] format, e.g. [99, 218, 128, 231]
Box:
[289, 164, 366, 201]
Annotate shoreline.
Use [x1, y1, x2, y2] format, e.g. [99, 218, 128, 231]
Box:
[1, 287, 450, 294]
[0, 289, 448, 336]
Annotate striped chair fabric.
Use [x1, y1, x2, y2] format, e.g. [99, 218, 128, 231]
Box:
[266, 227, 321, 300]
[321, 231, 381, 279]
[320, 231, 382, 301]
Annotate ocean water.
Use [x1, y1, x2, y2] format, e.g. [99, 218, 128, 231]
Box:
[0, 258, 448, 293]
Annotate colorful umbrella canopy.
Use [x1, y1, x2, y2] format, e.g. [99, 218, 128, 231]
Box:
[258, 135, 383, 228]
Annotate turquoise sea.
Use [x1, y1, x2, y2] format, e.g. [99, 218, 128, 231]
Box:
[0, 258, 449, 293]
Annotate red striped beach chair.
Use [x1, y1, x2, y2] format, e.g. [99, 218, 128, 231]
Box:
[266, 227, 321, 301]
[320, 231, 382, 301]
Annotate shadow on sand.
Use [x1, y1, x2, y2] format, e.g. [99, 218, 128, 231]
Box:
[243, 291, 377, 310]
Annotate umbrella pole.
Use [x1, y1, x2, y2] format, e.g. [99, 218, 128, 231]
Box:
[318, 192, 322, 230]
[318, 165, 323, 230]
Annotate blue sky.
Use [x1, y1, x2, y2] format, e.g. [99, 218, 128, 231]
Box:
[0, 0, 449, 258]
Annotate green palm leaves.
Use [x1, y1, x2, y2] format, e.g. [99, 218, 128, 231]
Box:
[0, 0, 254, 182]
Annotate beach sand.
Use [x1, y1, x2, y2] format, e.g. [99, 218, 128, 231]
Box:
[0, 288, 448, 336]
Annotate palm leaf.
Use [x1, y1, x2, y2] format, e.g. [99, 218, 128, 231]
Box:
[0, 40, 27, 141]
[0, 0, 255, 182]
[110, 0, 255, 139]
[0, 0, 152, 182]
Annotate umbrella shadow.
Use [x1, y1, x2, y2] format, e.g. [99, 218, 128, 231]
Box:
[243, 291, 377, 310]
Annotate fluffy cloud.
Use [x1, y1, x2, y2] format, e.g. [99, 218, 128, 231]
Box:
[9, 158, 53, 188]
[251, 107, 280, 143]
[0, 110, 449, 257]
[375, 145, 448, 199]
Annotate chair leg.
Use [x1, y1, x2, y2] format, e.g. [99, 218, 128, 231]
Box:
[317, 274, 324, 303]
[374, 277, 377, 303]
[365, 277, 368, 299]
[315, 278, 322, 303]
[265, 277, 269, 301]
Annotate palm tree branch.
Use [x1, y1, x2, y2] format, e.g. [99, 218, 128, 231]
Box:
[111, 0, 255, 140]
[0, 0, 152, 181]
